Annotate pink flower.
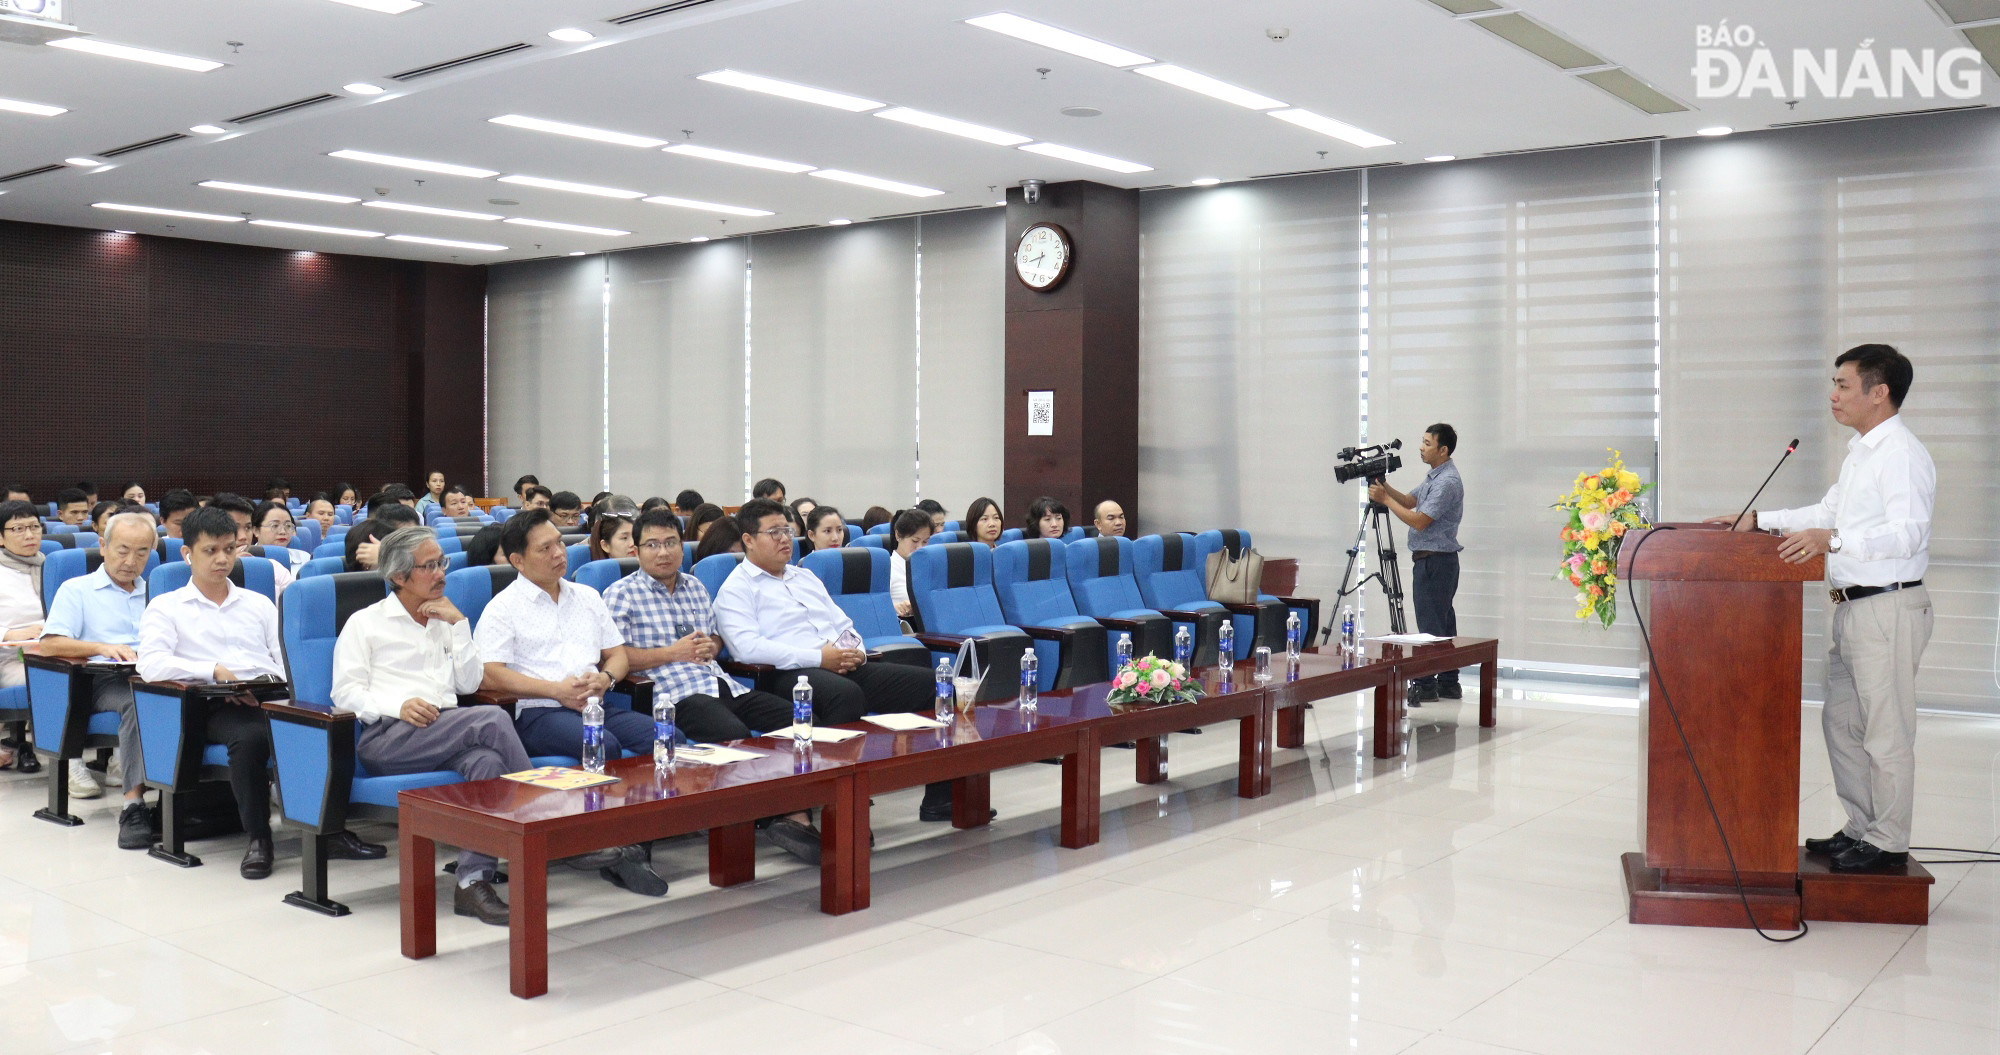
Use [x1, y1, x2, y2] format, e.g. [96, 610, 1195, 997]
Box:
[1581, 511, 1611, 533]
[1149, 669, 1171, 689]
[1115, 671, 1136, 690]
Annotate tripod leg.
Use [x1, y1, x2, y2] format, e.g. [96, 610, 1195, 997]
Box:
[1370, 505, 1409, 635]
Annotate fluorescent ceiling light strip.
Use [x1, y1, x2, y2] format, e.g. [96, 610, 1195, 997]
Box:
[249, 219, 384, 237]
[330, 149, 497, 177]
[504, 217, 629, 236]
[324, 0, 423, 12]
[1267, 108, 1396, 148]
[808, 169, 944, 197]
[873, 107, 1030, 146]
[362, 200, 503, 220]
[498, 174, 645, 199]
[92, 203, 243, 222]
[0, 97, 67, 117]
[695, 69, 883, 112]
[488, 114, 664, 148]
[47, 37, 224, 72]
[1132, 64, 1285, 109]
[641, 195, 774, 217]
[664, 143, 814, 173]
[963, 13, 1151, 67]
[199, 180, 361, 204]
[1018, 141, 1152, 173]
[388, 234, 506, 250]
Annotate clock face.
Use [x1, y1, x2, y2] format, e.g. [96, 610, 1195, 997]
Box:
[1015, 223, 1071, 290]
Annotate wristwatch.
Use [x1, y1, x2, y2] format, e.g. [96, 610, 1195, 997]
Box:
[1828, 531, 1843, 553]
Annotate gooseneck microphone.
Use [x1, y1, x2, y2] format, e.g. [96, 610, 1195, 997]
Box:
[1731, 438, 1800, 531]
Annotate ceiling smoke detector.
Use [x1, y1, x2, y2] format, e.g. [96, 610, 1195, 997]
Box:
[1059, 105, 1102, 118]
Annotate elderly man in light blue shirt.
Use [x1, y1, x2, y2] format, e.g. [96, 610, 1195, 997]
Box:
[38, 512, 156, 847]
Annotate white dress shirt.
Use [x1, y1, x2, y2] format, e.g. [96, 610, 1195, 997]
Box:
[137, 581, 285, 683]
[332, 595, 483, 723]
[713, 559, 856, 670]
[471, 576, 622, 710]
[889, 550, 912, 611]
[1761, 414, 1936, 589]
[0, 564, 38, 688]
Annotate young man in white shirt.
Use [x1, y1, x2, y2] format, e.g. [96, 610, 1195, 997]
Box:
[1710, 344, 1936, 872]
[332, 526, 531, 925]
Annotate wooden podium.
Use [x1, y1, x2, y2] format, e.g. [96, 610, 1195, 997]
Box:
[1619, 524, 1931, 929]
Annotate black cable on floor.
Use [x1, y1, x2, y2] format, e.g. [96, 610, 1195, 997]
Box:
[1911, 847, 2000, 865]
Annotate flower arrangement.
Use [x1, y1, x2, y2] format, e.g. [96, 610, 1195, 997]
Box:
[1105, 654, 1205, 706]
[1555, 449, 1652, 628]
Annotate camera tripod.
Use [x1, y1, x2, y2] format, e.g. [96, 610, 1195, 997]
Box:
[1330, 494, 1409, 640]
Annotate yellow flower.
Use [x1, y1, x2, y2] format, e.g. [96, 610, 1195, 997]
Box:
[1616, 470, 1640, 491]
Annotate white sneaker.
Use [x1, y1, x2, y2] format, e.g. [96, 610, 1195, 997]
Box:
[68, 760, 103, 800]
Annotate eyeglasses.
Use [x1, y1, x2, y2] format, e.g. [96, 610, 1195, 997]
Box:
[413, 558, 451, 574]
[637, 539, 681, 553]
[3, 523, 42, 538]
[759, 526, 795, 541]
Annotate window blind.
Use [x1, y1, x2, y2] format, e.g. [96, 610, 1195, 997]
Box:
[486, 256, 606, 500]
[915, 209, 1007, 513]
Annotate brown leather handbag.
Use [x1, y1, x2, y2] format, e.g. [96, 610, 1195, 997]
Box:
[1204, 545, 1263, 604]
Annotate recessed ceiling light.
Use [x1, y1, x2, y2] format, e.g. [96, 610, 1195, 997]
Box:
[504, 217, 629, 236]
[0, 97, 67, 117]
[1060, 106, 1103, 118]
[342, 82, 387, 95]
[487, 198, 519, 206]
[695, 69, 883, 112]
[963, 13, 1152, 67]
[1132, 65, 1285, 109]
[664, 143, 814, 173]
[489, 114, 665, 148]
[46, 38, 224, 72]
[641, 195, 774, 217]
[113, 229, 135, 234]
[498, 174, 645, 199]
[249, 219, 384, 237]
[994, 199, 1007, 206]
[1424, 154, 1456, 162]
[808, 169, 944, 197]
[874, 107, 1031, 146]
[92, 203, 243, 222]
[200, 180, 361, 204]
[568, 250, 586, 255]
[1191, 177, 1220, 186]
[690, 236, 710, 242]
[389, 234, 507, 251]
[1267, 108, 1395, 148]
[1696, 126, 1733, 136]
[64, 156, 104, 167]
[329, 149, 497, 178]
[1018, 142, 1152, 173]
[189, 124, 228, 134]
[325, 0, 423, 13]
[547, 27, 594, 42]
[362, 201, 503, 221]
[828, 218, 851, 225]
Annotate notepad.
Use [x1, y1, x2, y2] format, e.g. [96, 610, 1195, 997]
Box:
[674, 744, 766, 766]
[764, 725, 866, 743]
[503, 767, 621, 790]
[861, 712, 947, 731]
[1372, 633, 1449, 644]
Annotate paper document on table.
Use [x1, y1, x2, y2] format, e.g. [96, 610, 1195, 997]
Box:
[503, 767, 621, 790]
[1372, 633, 1449, 644]
[674, 744, 766, 766]
[765, 725, 865, 743]
[861, 712, 947, 731]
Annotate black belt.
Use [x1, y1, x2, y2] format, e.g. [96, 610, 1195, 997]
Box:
[1831, 580, 1922, 605]
[1411, 550, 1453, 560]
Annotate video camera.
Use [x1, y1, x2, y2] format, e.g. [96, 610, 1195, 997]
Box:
[1333, 439, 1402, 484]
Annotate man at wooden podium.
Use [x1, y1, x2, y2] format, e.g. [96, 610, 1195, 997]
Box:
[1706, 344, 1936, 873]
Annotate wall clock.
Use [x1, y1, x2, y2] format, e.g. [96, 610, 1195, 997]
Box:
[1014, 222, 1072, 291]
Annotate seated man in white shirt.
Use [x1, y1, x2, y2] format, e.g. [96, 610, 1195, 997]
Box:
[137, 507, 384, 879]
[332, 526, 532, 926]
[715, 499, 977, 824]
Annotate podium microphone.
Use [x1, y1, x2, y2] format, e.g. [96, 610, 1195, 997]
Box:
[1730, 439, 1800, 531]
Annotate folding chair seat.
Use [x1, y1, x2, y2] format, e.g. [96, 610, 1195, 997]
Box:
[1062, 537, 1173, 662]
[799, 548, 929, 667]
[990, 539, 1109, 690]
[905, 543, 1031, 702]
[1132, 532, 1231, 663]
[1191, 529, 1320, 650]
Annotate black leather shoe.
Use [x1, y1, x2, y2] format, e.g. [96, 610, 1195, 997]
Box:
[1830, 841, 1909, 872]
[919, 804, 997, 823]
[454, 879, 510, 925]
[117, 803, 155, 850]
[14, 751, 39, 775]
[600, 846, 670, 897]
[1413, 681, 1440, 703]
[561, 848, 626, 870]
[1805, 831, 1860, 857]
[325, 830, 388, 860]
[765, 817, 822, 866]
[1439, 682, 1463, 700]
[241, 837, 274, 880]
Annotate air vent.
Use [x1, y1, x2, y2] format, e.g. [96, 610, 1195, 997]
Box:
[391, 42, 532, 81]
[1768, 103, 1984, 129]
[99, 133, 189, 158]
[608, 0, 725, 25]
[0, 163, 64, 183]
[228, 93, 340, 124]
[1482, 135, 1663, 157]
[1249, 161, 1400, 180]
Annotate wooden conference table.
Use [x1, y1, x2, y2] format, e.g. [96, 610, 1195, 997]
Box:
[399, 637, 1498, 997]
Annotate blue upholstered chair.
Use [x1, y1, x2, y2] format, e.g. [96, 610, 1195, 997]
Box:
[997, 528, 1025, 545]
[865, 523, 892, 536]
[148, 556, 279, 603]
[297, 556, 346, 579]
[562, 542, 591, 579]
[799, 547, 928, 667]
[41, 531, 98, 550]
[294, 520, 320, 550]
[334, 504, 354, 526]
[313, 539, 347, 560]
[442, 564, 517, 629]
[850, 534, 891, 551]
[1062, 536, 1174, 662]
[1131, 533, 1231, 663]
[990, 539, 1109, 690]
[904, 543, 1031, 702]
[573, 557, 639, 594]
[923, 531, 969, 547]
[1191, 529, 1320, 650]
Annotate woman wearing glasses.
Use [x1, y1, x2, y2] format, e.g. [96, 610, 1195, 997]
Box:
[0, 501, 46, 770]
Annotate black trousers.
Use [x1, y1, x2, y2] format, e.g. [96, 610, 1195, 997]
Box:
[674, 688, 795, 743]
[203, 698, 273, 839]
[1412, 552, 1461, 692]
[773, 662, 947, 807]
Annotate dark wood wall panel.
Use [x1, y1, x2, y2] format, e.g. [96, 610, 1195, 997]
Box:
[0, 219, 485, 501]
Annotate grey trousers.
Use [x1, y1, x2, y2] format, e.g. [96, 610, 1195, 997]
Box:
[358, 707, 531, 883]
[88, 671, 145, 792]
[1824, 585, 1933, 854]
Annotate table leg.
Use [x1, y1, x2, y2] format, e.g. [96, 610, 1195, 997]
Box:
[952, 772, 991, 829]
[1135, 735, 1167, 784]
[820, 775, 864, 915]
[509, 833, 547, 1000]
[400, 828, 435, 961]
[1060, 729, 1100, 849]
[1275, 703, 1305, 749]
[708, 821, 756, 887]
[1480, 655, 1498, 728]
[1373, 677, 1408, 760]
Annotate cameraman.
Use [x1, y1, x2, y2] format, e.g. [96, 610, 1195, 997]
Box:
[1367, 424, 1463, 703]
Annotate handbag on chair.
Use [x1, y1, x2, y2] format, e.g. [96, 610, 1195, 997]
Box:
[951, 637, 984, 712]
[1204, 545, 1264, 605]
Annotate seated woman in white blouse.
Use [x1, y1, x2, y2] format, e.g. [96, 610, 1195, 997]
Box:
[251, 501, 313, 572]
[0, 500, 47, 771]
[887, 508, 933, 623]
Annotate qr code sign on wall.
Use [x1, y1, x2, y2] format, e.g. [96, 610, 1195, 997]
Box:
[1027, 390, 1054, 436]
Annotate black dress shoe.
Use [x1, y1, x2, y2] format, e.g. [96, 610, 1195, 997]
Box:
[1439, 682, 1463, 700]
[454, 880, 510, 926]
[1830, 841, 1909, 872]
[241, 837, 274, 880]
[765, 817, 822, 866]
[325, 830, 388, 860]
[14, 751, 39, 775]
[1805, 831, 1860, 857]
[118, 803, 155, 850]
[560, 848, 626, 870]
[600, 846, 670, 897]
[919, 804, 997, 823]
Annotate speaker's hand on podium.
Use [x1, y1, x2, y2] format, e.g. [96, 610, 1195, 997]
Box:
[1776, 529, 1834, 564]
[1701, 511, 1759, 531]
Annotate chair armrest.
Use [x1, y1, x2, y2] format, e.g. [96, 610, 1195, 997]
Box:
[912, 632, 971, 651]
[1220, 602, 1265, 616]
[262, 701, 354, 728]
[457, 690, 522, 716]
[24, 654, 90, 673]
[1019, 625, 1073, 642]
[129, 677, 198, 694]
[720, 659, 775, 678]
[1274, 595, 1318, 608]
[1095, 617, 1148, 632]
[613, 675, 654, 713]
[1156, 609, 1214, 623]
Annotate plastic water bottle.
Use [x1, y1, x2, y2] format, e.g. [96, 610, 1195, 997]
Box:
[1286, 612, 1302, 658]
[1253, 645, 1272, 682]
[1217, 620, 1235, 665]
[1019, 650, 1038, 712]
[1354, 610, 1367, 653]
[1115, 633, 1134, 670]
[1340, 605, 1356, 654]
[581, 696, 606, 773]
[1174, 625, 1192, 668]
[653, 698, 677, 771]
[934, 659, 955, 723]
[791, 676, 813, 748]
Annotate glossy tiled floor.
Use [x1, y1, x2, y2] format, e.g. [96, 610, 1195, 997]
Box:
[4, 683, 1998, 1055]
